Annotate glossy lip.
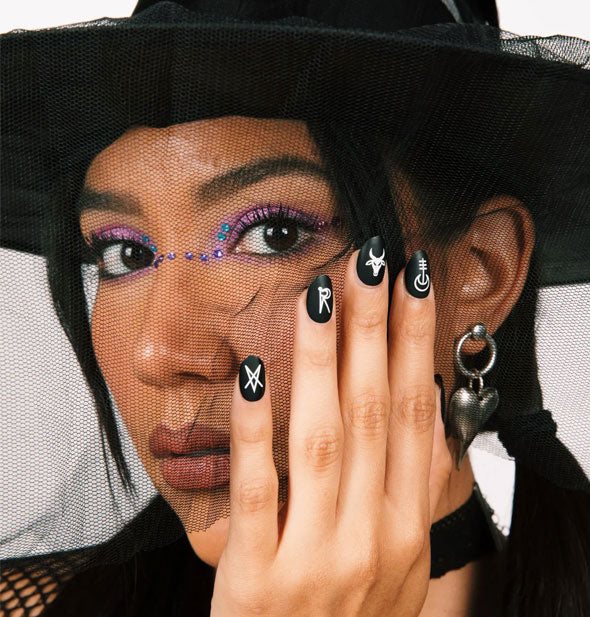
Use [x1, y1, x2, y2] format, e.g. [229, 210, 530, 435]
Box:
[150, 421, 232, 490]
[159, 454, 231, 490]
[150, 421, 230, 458]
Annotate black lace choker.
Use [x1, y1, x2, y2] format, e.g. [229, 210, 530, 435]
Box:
[429, 483, 506, 578]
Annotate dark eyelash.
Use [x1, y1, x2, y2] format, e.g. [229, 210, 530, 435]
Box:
[229, 201, 326, 259]
[84, 231, 154, 280]
[233, 202, 323, 232]
[86, 232, 151, 260]
[84, 202, 334, 278]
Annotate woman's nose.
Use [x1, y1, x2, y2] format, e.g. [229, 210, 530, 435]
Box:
[132, 264, 245, 386]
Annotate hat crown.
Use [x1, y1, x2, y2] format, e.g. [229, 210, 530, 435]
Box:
[132, 0, 492, 30]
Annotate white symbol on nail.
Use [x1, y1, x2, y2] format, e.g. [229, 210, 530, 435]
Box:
[413, 257, 430, 293]
[318, 286, 332, 314]
[365, 247, 385, 277]
[244, 364, 263, 393]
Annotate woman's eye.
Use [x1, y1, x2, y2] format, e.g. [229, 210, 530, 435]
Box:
[95, 241, 155, 279]
[233, 217, 313, 256]
[87, 206, 330, 280]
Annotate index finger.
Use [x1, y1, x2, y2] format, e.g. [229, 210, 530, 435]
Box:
[386, 250, 436, 518]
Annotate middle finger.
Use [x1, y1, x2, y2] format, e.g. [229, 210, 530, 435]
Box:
[336, 236, 391, 521]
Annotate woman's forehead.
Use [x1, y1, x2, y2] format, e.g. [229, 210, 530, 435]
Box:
[85, 116, 321, 181]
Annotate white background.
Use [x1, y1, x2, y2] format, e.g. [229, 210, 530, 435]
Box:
[1, 0, 590, 37]
[2, 1, 589, 555]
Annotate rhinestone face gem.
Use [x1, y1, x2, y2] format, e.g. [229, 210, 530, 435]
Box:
[185, 251, 194, 260]
[142, 235, 150, 243]
[213, 249, 223, 258]
[220, 223, 230, 232]
[158, 254, 165, 263]
[149, 244, 157, 252]
[167, 252, 176, 260]
[199, 253, 208, 261]
[217, 232, 227, 241]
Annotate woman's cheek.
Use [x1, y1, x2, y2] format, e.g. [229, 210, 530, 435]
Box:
[90, 298, 147, 444]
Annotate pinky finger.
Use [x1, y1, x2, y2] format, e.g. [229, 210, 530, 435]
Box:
[226, 355, 278, 566]
[428, 378, 453, 523]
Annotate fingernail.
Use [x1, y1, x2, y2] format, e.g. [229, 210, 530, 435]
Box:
[356, 235, 386, 286]
[239, 355, 265, 402]
[404, 249, 431, 298]
[306, 274, 333, 323]
[434, 373, 446, 424]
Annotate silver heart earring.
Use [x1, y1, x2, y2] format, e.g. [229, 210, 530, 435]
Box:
[447, 323, 499, 469]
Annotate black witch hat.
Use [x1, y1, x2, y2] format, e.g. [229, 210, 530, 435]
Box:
[2, 0, 589, 285]
[1, 2, 590, 615]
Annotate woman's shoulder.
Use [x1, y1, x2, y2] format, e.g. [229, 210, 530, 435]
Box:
[1, 564, 63, 616]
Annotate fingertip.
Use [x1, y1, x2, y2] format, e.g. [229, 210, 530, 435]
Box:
[238, 355, 266, 403]
[404, 249, 432, 300]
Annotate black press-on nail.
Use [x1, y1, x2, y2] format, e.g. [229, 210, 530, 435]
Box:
[404, 249, 431, 298]
[239, 355, 266, 402]
[356, 235, 386, 286]
[434, 373, 446, 424]
[306, 274, 333, 323]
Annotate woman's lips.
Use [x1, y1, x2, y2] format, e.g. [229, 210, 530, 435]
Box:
[159, 453, 230, 490]
[150, 422, 231, 490]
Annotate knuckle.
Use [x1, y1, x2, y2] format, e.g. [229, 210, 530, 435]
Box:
[235, 421, 271, 445]
[396, 386, 435, 432]
[399, 312, 433, 347]
[344, 390, 389, 437]
[303, 426, 342, 471]
[345, 544, 382, 583]
[304, 345, 335, 369]
[347, 304, 386, 337]
[237, 477, 277, 513]
[231, 588, 272, 617]
[399, 523, 428, 560]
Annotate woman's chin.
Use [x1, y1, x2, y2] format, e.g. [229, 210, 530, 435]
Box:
[186, 515, 230, 568]
[185, 500, 288, 568]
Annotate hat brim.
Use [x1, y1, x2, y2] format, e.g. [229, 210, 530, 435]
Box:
[2, 4, 589, 285]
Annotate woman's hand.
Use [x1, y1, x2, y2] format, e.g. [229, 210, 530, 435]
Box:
[210, 243, 452, 617]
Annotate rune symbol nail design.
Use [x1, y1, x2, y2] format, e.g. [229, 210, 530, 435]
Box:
[244, 364, 263, 393]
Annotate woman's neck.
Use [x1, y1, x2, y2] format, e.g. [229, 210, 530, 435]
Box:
[421, 454, 503, 617]
[420, 552, 502, 617]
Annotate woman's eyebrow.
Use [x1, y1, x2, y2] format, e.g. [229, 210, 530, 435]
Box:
[78, 155, 328, 215]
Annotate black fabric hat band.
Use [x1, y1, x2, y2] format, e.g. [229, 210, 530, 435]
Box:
[132, 0, 491, 28]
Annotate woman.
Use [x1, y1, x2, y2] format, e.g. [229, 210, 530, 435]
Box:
[1, 1, 589, 616]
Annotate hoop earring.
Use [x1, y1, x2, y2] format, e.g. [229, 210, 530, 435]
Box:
[448, 323, 499, 469]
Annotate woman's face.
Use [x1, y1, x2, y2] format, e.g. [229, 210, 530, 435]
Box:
[79, 115, 532, 569]
[79, 116, 358, 565]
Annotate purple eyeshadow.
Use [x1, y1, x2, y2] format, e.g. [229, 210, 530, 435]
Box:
[224, 202, 331, 246]
[92, 224, 147, 245]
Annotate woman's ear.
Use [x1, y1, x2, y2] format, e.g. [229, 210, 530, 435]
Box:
[445, 195, 535, 353]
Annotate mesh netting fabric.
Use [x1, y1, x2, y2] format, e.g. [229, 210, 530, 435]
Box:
[1, 0, 590, 615]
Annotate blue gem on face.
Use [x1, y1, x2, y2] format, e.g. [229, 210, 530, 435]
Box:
[199, 253, 208, 261]
[220, 223, 230, 232]
[154, 261, 159, 269]
[167, 252, 176, 260]
[158, 254, 165, 263]
[149, 244, 157, 252]
[142, 235, 150, 243]
[217, 232, 227, 241]
[213, 249, 223, 258]
[185, 251, 194, 260]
